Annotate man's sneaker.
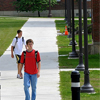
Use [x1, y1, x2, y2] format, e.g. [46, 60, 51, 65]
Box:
[17, 74, 23, 79]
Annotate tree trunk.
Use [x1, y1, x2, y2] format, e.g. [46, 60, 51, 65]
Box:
[38, 11, 40, 17]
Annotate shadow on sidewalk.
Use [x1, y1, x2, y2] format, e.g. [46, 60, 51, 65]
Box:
[0, 51, 59, 71]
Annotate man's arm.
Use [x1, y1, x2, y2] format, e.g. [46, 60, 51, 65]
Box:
[37, 61, 41, 78]
[11, 46, 14, 58]
[25, 45, 28, 50]
[19, 63, 23, 77]
[24, 39, 27, 50]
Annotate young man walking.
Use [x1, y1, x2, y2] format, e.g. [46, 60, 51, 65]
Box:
[19, 39, 41, 100]
[11, 30, 27, 79]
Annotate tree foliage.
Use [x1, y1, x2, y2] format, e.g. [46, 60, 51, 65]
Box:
[13, 0, 57, 13]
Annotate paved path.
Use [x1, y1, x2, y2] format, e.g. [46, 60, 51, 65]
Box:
[60, 68, 100, 71]
[0, 18, 61, 100]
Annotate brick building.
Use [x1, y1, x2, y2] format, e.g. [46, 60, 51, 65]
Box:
[90, 0, 100, 54]
[0, 0, 92, 17]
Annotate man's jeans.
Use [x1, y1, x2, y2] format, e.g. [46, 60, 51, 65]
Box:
[24, 72, 37, 100]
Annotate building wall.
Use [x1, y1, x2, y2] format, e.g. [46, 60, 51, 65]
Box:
[88, 0, 100, 54]
[0, 0, 16, 11]
[51, 0, 91, 10]
[0, 0, 91, 17]
[0, 9, 91, 17]
[0, 0, 91, 11]
[92, 0, 100, 43]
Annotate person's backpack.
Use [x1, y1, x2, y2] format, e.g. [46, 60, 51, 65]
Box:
[23, 50, 38, 64]
[13, 37, 24, 50]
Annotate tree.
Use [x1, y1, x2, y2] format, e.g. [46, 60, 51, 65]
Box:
[13, 0, 57, 17]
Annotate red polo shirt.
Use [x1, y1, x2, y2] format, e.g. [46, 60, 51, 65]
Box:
[20, 49, 41, 74]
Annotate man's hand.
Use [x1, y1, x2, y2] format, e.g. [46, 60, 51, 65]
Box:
[19, 72, 23, 78]
[11, 53, 14, 58]
[37, 72, 40, 78]
[25, 45, 28, 50]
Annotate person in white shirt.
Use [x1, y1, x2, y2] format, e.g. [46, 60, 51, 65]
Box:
[11, 30, 27, 79]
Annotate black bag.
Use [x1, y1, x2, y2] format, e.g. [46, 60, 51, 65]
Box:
[23, 50, 38, 64]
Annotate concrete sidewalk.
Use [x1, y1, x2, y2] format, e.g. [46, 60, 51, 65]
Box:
[0, 18, 61, 100]
[59, 68, 100, 72]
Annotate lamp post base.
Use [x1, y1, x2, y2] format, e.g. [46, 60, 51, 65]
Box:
[64, 18, 67, 21]
[75, 64, 85, 71]
[48, 14, 52, 17]
[69, 40, 72, 45]
[68, 51, 79, 59]
[65, 21, 68, 24]
[67, 33, 72, 38]
[81, 84, 95, 93]
[69, 40, 78, 45]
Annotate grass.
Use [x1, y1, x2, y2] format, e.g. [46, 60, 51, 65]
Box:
[55, 20, 99, 68]
[55, 20, 92, 33]
[59, 55, 99, 68]
[57, 36, 99, 68]
[59, 70, 100, 100]
[55, 20, 66, 33]
[57, 35, 92, 48]
[0, 17, 28, 56]
[56, 20, 100, 100]
[57, 35, 99, 68]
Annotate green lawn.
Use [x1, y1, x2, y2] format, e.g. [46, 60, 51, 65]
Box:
[57, 35, 99, 68]
[59, 70, 100, 100]
[55, 20, 99, 68]
[0, 17, 28, 56]
[55, 20, 91, 33]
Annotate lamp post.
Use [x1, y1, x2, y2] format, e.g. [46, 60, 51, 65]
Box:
[68, 0, 78, 59]
[80, 0, 95, 93]
[64, 0, 67, 20]
[67, 0, 77, 46]
[48, 0, 52, 17]
[75, 0, 85, 71]
[67, 0, 72, 38]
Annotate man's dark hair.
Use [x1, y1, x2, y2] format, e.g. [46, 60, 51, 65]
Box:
[17, 30, 22, 34]
[26, 39, 34, 45]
